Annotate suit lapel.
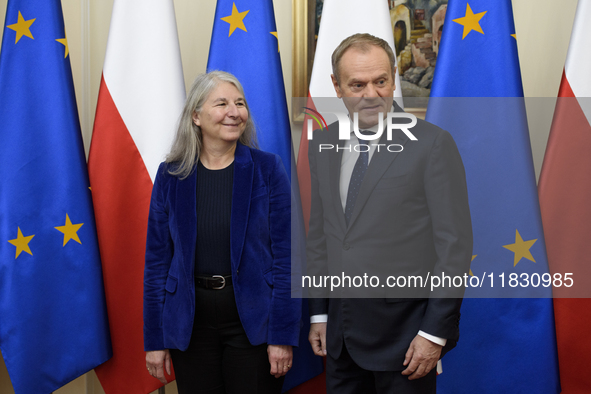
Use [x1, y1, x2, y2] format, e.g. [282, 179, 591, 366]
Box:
[328, 129, 347, 232]
[346, 105, 412, 231]
[231, 143, 253, 273]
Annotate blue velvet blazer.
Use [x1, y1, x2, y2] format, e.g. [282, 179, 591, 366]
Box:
[144, 143, 300, 352]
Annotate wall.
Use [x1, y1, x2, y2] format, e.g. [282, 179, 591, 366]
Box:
[0, 0, 580, 393]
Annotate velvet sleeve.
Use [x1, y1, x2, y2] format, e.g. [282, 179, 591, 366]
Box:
[143, 163, 174, 351]
[266, 154, 302, 346]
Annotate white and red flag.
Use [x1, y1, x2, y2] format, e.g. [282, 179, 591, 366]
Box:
[538, 1, 591, 392]
[296, 0, 403, 228]
[88, 1, 185, 392]
[293, 1, 403, 392]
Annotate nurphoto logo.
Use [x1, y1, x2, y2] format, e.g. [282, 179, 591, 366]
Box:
[304, 107, 418, 153]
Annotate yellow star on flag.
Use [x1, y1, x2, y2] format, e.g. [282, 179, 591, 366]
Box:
[8, 227, 35, 258]
[221, 3, 249, 37]
[6, 11, 36, 44]
[453, 3, 487, 40]
[503, 230, 537, 267]
[511, 34, 517, 40]
[56, 36, 69, 58]
[270, 31, 279, 52]
[55, 214, 84, 246]
[469, 255, 477, 276]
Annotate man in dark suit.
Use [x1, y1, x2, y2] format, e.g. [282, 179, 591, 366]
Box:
[307, 33, 473, 393]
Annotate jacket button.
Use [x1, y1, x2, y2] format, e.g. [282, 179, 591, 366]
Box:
[343, 243, 350, 250]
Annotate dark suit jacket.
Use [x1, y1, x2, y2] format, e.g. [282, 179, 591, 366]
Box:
[307, 103, 473, 371]
[144, 142, 301, 352]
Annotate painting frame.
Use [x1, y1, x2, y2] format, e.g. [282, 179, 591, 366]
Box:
[291, 0, 315, 123]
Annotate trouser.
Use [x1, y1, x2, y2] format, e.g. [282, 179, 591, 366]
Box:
[170, 284, 284, 394]
[326, 338, 436, 394]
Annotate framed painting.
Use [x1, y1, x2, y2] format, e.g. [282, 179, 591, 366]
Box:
[292, 0, 449, 122]
[390, 0, 448, 116]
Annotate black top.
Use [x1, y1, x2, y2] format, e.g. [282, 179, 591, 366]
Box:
[195, 160, 234, 276]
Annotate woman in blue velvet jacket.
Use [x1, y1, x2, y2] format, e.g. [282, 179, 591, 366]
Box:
[143, 71, 300, 393]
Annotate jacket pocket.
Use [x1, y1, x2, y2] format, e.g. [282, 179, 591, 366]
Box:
[165, 274, 178, 293]
[374, 174, 410, 190]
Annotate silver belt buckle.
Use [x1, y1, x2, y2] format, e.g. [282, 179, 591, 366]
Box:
[212, 275, 226, 289]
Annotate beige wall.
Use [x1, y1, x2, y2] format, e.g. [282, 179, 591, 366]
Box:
[0, 0, 579, 393]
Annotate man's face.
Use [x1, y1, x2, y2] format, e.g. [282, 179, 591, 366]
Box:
[331, 45, 396, 129]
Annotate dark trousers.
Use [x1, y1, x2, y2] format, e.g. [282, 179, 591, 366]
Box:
[326, 339, 436, 394]
[170, 285, 284, 394]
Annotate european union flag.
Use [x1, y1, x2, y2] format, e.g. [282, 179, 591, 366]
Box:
[0, 1, 111, 392]
[426, 0, 560, 392]
[207, 0, 292, 172]
[207, 0, 323, 390]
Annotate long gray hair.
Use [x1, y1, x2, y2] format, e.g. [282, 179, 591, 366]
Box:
[166, 71, 258, 178]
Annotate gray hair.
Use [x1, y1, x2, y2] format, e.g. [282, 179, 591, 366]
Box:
[331, 33, 396, 84]
[166, 71, 258, 179]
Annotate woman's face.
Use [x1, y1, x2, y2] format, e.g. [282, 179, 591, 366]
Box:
[192, 82, 248, 147]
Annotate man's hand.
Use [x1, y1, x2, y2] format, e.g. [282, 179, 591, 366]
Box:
[146, 349, 172, 384]
[268, 345, 293, 378]
[309, 322, 327, 356]
[401, 335, 442, 380]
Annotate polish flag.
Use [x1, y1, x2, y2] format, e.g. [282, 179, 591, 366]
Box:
[293, 1, 403, 392]
[88, 1, 185, 393]
[296, 0, 402, 229]
[538, 1, 591, 392]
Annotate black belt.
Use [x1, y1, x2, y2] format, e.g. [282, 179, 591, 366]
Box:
[195, 275, 232, 290]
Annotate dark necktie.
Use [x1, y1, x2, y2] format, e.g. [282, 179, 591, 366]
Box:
[344, 131, 372, 226]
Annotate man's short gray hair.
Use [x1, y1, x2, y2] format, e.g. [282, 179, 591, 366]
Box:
[331, 33, 396, 84]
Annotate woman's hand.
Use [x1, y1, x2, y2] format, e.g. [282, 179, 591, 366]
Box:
[267, 344, 293, 378]
[146, 349, 172, 384]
